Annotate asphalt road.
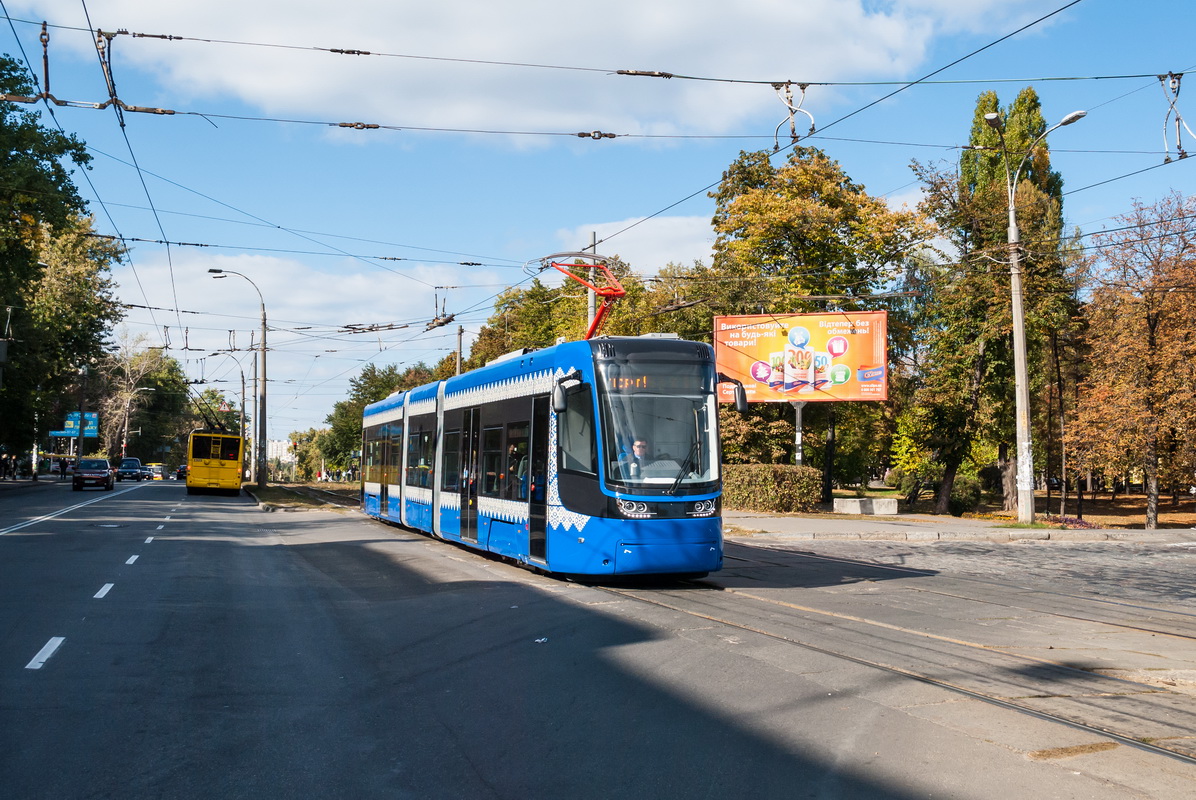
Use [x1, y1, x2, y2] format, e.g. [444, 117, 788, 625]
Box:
[2, 482, 1194, 798]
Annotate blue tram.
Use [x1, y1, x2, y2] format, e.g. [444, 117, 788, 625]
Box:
[361, 335, 743, 576]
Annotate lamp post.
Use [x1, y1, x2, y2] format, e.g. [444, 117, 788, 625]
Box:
[984, 108, 1086, 524]
[209, 268, 267, 489]
[121, 386, 155, 458]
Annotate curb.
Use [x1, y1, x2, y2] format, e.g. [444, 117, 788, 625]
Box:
[724, 525, 1196, 544]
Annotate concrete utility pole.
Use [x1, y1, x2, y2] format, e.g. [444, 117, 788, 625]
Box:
[985, 109, 1086, 524]
[587, 231, 597, 330]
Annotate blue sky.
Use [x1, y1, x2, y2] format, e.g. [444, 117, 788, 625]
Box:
[2, 0, 1193, 441]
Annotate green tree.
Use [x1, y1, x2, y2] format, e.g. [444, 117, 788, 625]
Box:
[910, 87, 1078, 514]
[0, 53, 100, 456]
[706, 146, 929, 470]
[322, 363, 434, 472]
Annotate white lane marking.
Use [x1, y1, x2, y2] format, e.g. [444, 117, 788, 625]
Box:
[26, 637, 65, 669]
[145, 537, 154, 543]
[94, 583, 114, 598]
[156, 525, 164, 530]
[0, 484, 144, 536]
[164, 516, 171, 521]
[126, 555, 138, 565]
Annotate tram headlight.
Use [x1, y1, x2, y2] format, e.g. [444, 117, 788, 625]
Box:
[689, 499, 717, 517]
[616, 498, 655, 518]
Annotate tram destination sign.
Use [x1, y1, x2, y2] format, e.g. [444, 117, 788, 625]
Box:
[713, 311, 888, 403]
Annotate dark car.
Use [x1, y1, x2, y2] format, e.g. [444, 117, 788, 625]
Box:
[73, 458, 114, 491]
[176, 465, 188, 481]
[116, 457, 144, 481]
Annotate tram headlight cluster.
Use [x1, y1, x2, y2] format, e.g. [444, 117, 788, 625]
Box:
[689, 499, 717, 517]
[616, 498, 655, 518]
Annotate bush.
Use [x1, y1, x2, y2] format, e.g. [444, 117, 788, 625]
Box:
[723, 464, 822, 513]
[948, 474, 982, 517]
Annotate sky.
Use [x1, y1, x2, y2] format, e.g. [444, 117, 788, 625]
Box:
[2, 0, 1193, 442]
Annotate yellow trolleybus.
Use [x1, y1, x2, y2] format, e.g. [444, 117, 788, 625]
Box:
[186, 430, 244, 495]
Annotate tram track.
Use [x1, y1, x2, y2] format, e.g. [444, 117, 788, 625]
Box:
[594, 549, 1196, 765]
[732, 539, 1196, 637]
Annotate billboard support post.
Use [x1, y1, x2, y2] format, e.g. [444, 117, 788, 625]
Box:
[789, 400, 806, 466]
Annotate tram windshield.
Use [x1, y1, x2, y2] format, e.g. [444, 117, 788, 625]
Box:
[597, 359, 720, 493]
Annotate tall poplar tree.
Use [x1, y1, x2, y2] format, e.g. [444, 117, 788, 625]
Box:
[911, 87, 1078, 513]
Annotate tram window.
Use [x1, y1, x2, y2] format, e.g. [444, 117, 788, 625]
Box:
[220, 437, 240, 461]
[504, 422, 529, 500]
[406, 428, 433, 488]
[558, 385, 596, 475]
[389, 423, 403, 474]
[364, 425, 383, 484]
[480, 426, 503, 497]
[442, 430, 461, 491]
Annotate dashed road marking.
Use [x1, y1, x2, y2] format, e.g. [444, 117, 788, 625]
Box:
[145, 536, 154, 543]
[126, 555, 138, 565]
[94, 583, 114, 599]
[25, 637, 65, 669]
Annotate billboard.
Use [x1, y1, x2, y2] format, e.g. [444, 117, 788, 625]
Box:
[56, 411, 100, 438]
[714, 311, 888, 403]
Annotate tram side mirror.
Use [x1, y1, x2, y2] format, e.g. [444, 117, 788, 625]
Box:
[552, 370, 582, 414]
[718, 373, 749, 414]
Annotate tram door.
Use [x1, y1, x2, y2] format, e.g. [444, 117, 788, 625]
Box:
[460, 407, 481, 542]
[378, 423, 389, 513]
[529, 396, 549, 561]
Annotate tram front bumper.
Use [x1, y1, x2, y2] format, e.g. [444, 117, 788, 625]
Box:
[613, 540, 723, 575]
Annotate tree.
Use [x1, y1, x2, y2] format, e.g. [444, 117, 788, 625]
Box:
[1067, 192, 1196, 528]
[910, 88, 1078, 514]
[0, 52, 97, 455]
[707, 146, 929, 471]
[322, 363, 434, 471]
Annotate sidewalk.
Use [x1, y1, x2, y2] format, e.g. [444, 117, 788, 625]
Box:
[0, 475, 61, 492]
[724, 509, 1196, 543]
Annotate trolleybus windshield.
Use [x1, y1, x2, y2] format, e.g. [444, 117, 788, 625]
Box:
[597, 360, 719, 493]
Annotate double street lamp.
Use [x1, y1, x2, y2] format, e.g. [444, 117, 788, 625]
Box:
[121, 386, 155, 458]
[984, 108, 1086, 524]
[208, 269, 267, 490]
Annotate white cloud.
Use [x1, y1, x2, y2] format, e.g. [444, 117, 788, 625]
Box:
[23, 0, 1046, 136]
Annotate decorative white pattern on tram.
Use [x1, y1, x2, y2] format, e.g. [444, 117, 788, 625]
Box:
[406, 485, 433, 504]
[406, 397, 436, 416]
[478, 496, 530, 523]
[444, 369, 559, 409]
[547, 408, 589, 533]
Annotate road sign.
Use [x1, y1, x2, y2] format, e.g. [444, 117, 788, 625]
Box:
[63, 411, 99, 437]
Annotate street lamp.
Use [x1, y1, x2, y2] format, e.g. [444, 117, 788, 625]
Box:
[208, 268, 268, 489]
[984, 108, 1086, 524]
[121, 386, 155, 458]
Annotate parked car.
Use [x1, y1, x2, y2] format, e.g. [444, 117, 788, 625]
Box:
[73, 458, 114, 491]
[116, 457, 144, 481]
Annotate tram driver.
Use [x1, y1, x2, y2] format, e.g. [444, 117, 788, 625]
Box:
[618, 438, 654, 478]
